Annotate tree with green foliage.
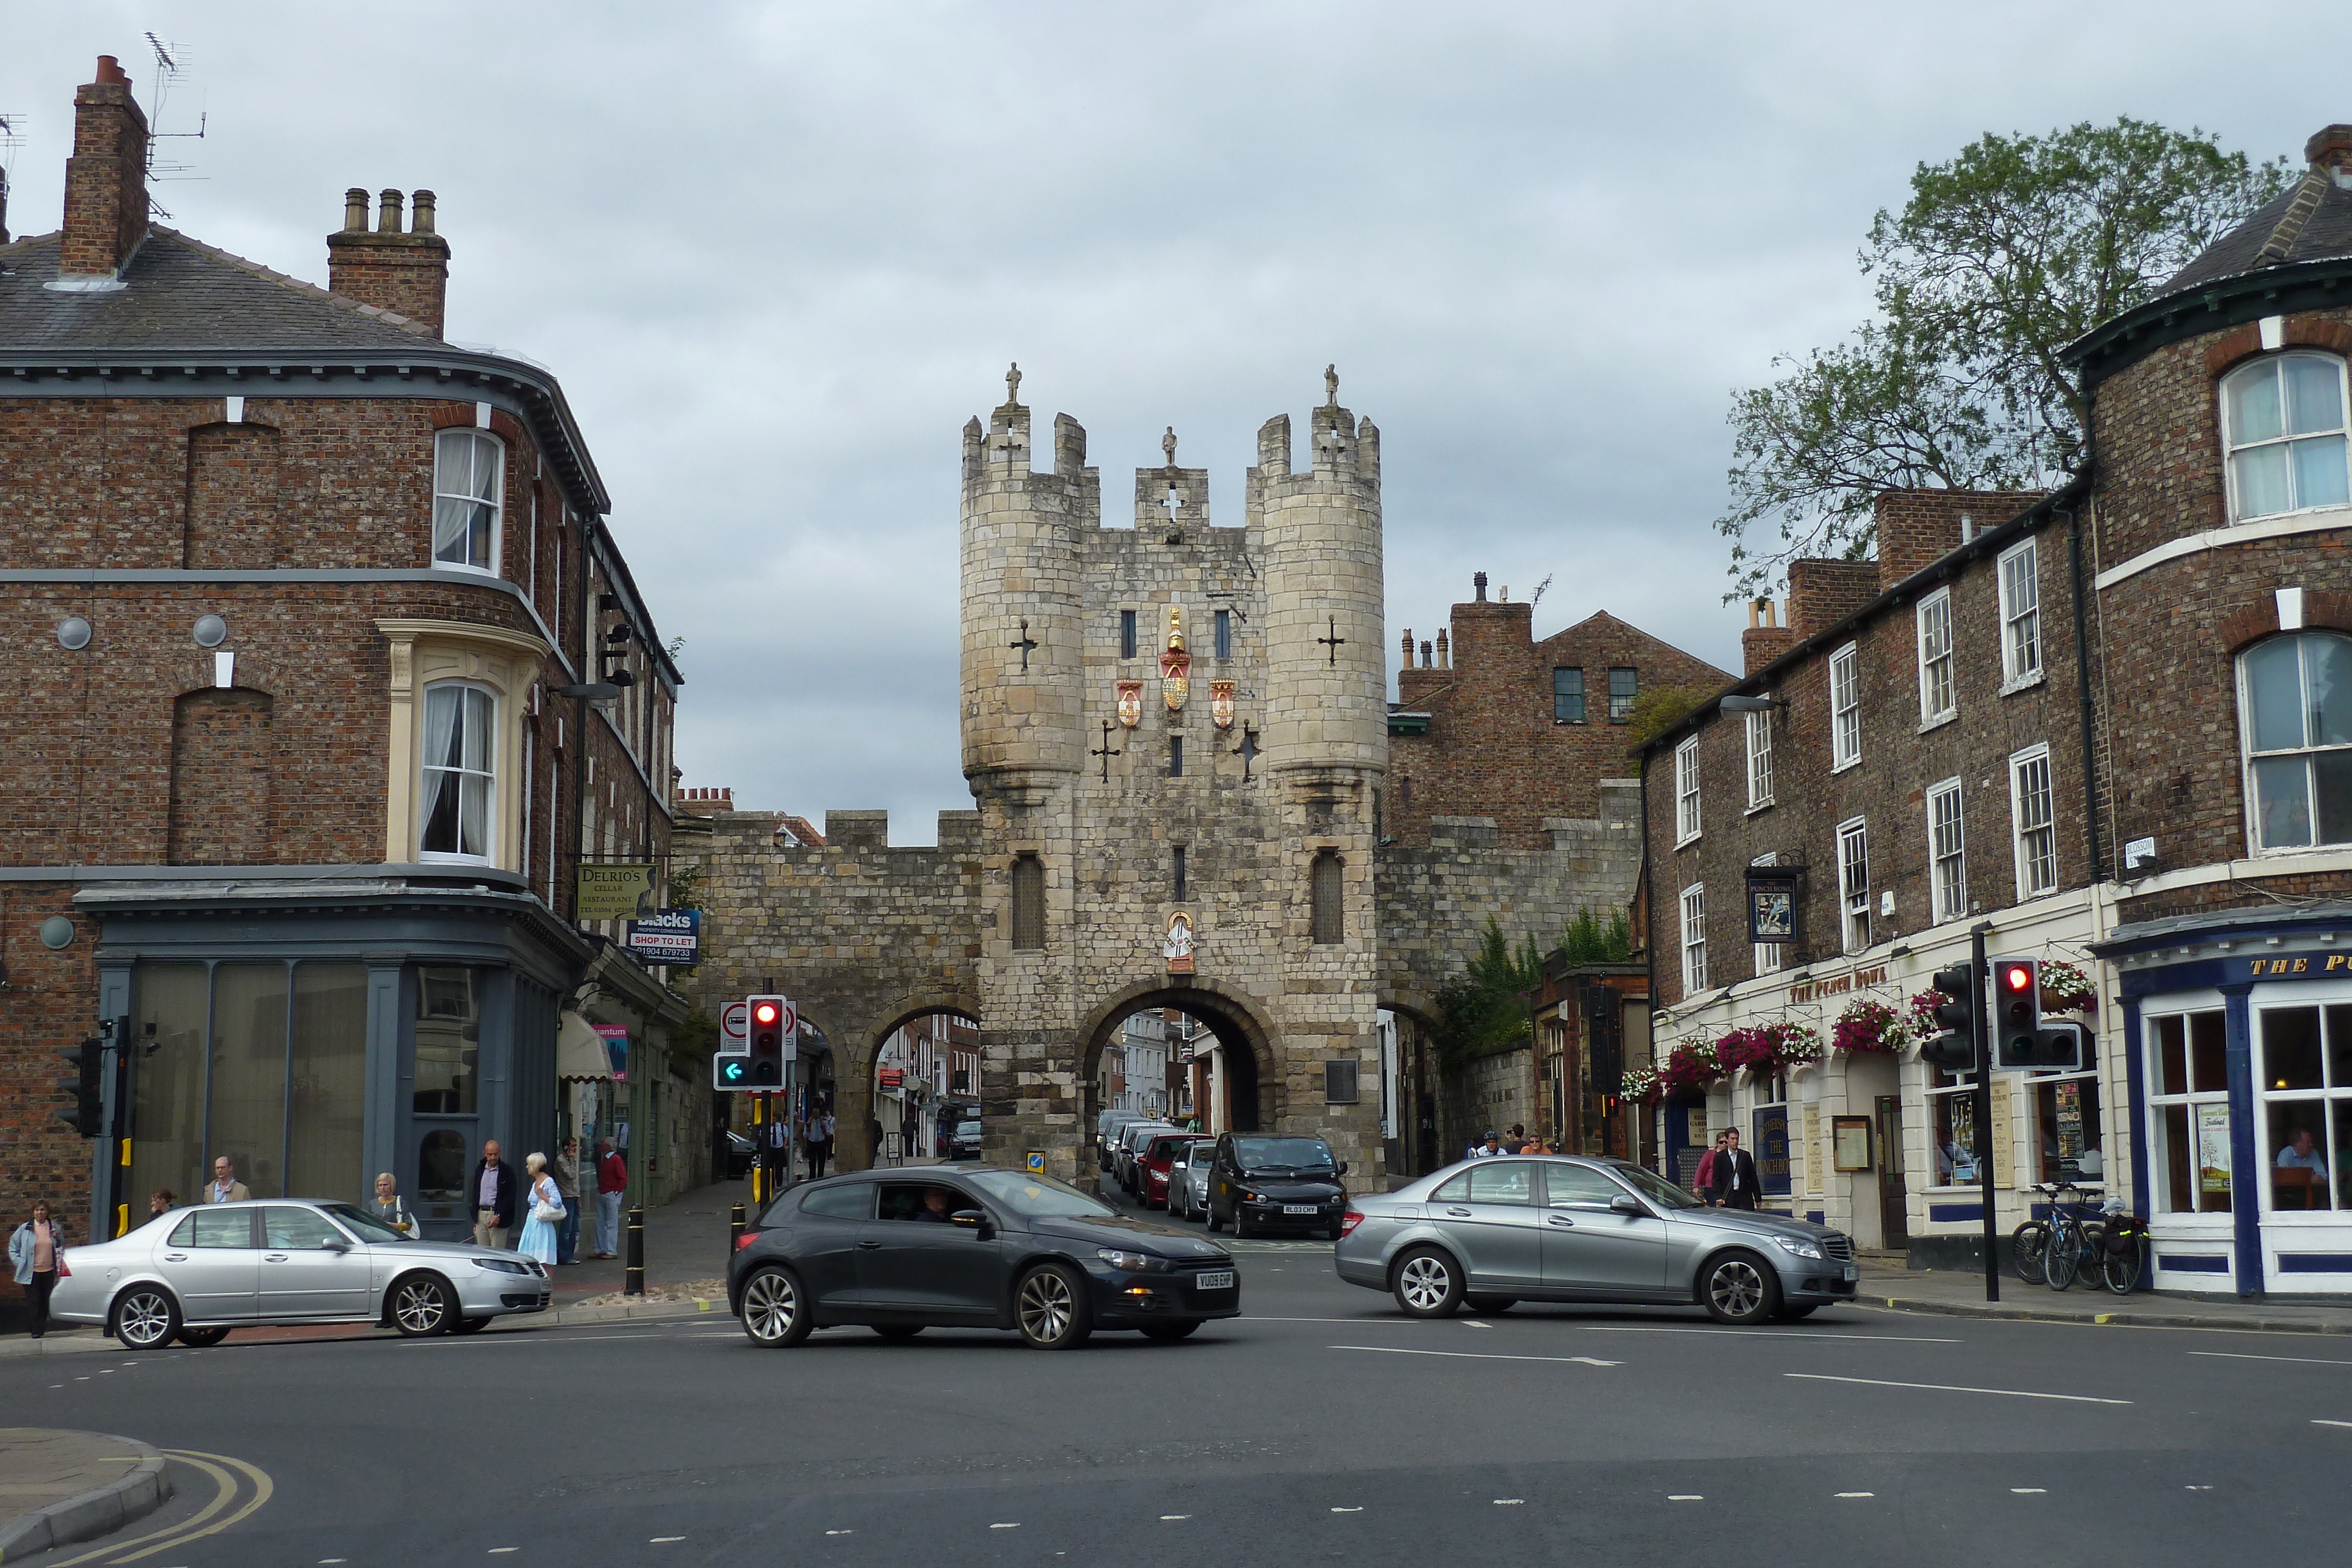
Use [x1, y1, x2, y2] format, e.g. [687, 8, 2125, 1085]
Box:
[1623, 686, 1713, 750]
[1718, 118, 2290, 599]
[1559, 907, 1632, 964]
[1434, 918, 1543, 1071]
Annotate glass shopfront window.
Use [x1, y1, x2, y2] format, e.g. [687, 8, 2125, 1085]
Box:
[1929, 1066, 1979, 1186]
[2146, 1008, 2231, 1215]
[2031, 1070, 2103, 1185]
[2257, 1002, 2352, 1212]
[414, 967, 482, 1114]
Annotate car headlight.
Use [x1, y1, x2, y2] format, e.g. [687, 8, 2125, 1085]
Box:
[1095, 1248, 1170, 1273]
[1770, 1235, 1824, 1261]
[476, 1256, 529, 1273]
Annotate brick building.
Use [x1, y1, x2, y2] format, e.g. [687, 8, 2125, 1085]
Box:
[1636, 124, 2352, 1295]
[1, 59, 690, 1244]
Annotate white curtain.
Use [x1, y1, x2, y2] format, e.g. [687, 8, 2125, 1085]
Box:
[420, 683, 460, 851]
[433, 431, 500, 567]
[458, 688, 492, 857]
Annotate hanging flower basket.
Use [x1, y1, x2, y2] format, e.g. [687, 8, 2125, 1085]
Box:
[1619, 1065, 1662, 1103]
[1909, 989, 1945, 1039]
[1716, 1020, 1822, 1074]
[1832, 997, 1908, 1055]
[2039, 959, 2097, 1013]
[1659, 1038, 1723, 1094]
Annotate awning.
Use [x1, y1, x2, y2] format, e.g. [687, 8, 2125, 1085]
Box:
[557, 1011, 614, 1081]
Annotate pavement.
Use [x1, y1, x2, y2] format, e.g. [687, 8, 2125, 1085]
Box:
[0, 1427, 172, 1561]
[1861, 1262, 2352, 1334]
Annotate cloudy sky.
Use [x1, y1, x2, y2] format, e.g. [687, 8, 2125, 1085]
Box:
[4, 4, 2331, 841]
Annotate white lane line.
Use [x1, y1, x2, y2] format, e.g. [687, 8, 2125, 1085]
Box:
[990, 1522, 1020, 1529]
[1462, 1320, 1493, 1330]
[1330, 1506, 1362, 1513]
[1834, 1492, 1875, 1498]
[825, 1529, 854, 1535]
[1579, 1325, 1961, 1343]
[651, 1536, 685, 1543]
[2191, 1350, 2352, 1368]
[1494, 1498, 1524, 1505]
[1332, 1344, 1619, 1367]
[1786, 1372, 2130, 1405]
[2314, 1419, 2352, 1429]
[1160, 1514, 1190, 1520]
[2011, 1487, 2047, 1495]
[1668, 1495, 1703, 1502]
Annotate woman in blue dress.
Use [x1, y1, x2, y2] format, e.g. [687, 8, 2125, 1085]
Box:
[517, 1152, 561, 1266]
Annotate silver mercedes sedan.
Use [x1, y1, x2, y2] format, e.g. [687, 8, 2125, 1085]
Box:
[1335, 1154, 1858, 1325]
[46, 1199, 553, 1348]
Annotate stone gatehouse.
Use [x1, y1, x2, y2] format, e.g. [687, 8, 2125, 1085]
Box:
[684, 372, 1649, 1184]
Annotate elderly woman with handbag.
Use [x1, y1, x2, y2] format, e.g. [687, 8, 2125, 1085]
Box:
[9, 1202, 68, 1339]
[516, 1153, 563, 1266]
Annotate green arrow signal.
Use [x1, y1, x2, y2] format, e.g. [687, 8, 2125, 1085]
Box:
[721, 1059, 746, 1083]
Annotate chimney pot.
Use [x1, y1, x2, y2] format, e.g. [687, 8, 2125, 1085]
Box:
[410, 189, 436, 235]
[376, 189, 403, 234]
[93, 55, 128, 86]
[343, 188, 369, 232]
[2306, 123, 2352, 173]
[329, 183, 452, 336]
[1473, 571, 1488, 603]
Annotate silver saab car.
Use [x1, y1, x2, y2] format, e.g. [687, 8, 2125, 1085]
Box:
[1335, 1154, 1857, 1325]
[47, 1199, 553, 1348]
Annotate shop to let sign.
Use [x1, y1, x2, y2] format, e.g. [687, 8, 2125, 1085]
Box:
[577, 862, 655, 921]
[624, 908, 700, 964]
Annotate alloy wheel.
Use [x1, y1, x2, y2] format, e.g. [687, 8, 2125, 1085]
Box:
[116, 1289, 175, 1348]
[743, 1270, 800, 1345]
[1398, 1253, 1452, 1313]
[1017, 1269, 1075, 1343]
[393, 1278, 449, 1336]
[1708, 1258, 1765, 1317]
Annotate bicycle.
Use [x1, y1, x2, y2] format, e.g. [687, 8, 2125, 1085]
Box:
[2043, 1183, 2108, 1292]
[2097, 1202, 2149, 1296]
[2009, 1183, 2065, 1286]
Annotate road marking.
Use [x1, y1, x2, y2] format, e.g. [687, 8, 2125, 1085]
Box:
[990, 1522, 1019, 1529]
[1160, 1514, 1190, 1520]
[1786, 1373, 2130, 1405]
[2010, 1488, 2046, 1495]
[2314, 1420, 2352, 1429]
[2185, 1485, 2214, 1490]
[826, 1529, 854, 1535]
[1493, 1498, 1524, 1505]
[1835, 1492, 1875, 1498]
[1578, 1325, 1961, 1343]
[1462, 1320, 1492, 1329]
[652, 1537, 686, 1543]
[2190, 1350, 2352, 1368]
[48, 1449, 273, 1567]
[1668, 1495, 1703, 1502]
[1331, 1506, 1362, 1513]
[1332, 1344, 1619, 1368]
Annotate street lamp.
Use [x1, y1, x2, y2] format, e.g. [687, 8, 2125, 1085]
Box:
[1718, 694, 1784, 714]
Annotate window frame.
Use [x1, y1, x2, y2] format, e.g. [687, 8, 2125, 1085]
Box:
[1997, 537, 2042, 688]
[1674, 734, 1702, 847]
[2143, 1002, 2233, 1216]
[1829, 643, 1862, 771]
[1927, 775, 1966, 924]
[1214, 609, 1232, 661]
[1010, 854, 1045, 951]
[2253, 994, 2352, 1216]
[430, 428, 505, 576]
[1120, 610, 1138, 660]
[2009, 744, 2058, 900]
[2236, 631, 2352, 855]
[1916, 587, 1956, 726]
[1836, 816, 1870, 954]
[1553, 666, 1586, 725]
[1679, 882, 1708, 993]
[1608, 667, 1638, 723]
[1745, 707, 1774, 811]
[1310, 850, 1344, 946]
[2220, 352, 2352, 523]
[417, 680, 498, 864]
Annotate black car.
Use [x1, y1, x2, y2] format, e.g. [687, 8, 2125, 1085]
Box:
[723, 1131, 755, 1179]
[1206, 1133, 1349, 1239]
[727, 1167, 1240, 1349]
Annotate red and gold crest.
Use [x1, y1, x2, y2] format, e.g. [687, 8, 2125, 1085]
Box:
[1210, 680, 1235, 731]
[1116, 680, 1143, 729]
[1160, 606, 1190, 713]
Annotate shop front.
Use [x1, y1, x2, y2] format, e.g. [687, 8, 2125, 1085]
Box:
[2100, 905, 2352, 1298]
[82, 879, 589, 1243]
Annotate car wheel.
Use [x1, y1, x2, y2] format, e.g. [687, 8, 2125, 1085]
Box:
[740, 1266, 813, 1348]
[447, 1315, 492, 1335]
[1140, 1319, 1202, 1341]
[1234, 1211, 1256, 1239]
[175, 1325, 231, 1348]
[113, 1287, 181, 1349]
[1700, 1250, 1781, 1326]
[391, 1275, 455, 1337]
[1464, 1295, 1517, 1313]
[873, 1324, 924, 1340]
[1014, 1263, 1092, 1349]
[1207, 1206, 1225, 1233]
[1391, 1245, 1464, 1318]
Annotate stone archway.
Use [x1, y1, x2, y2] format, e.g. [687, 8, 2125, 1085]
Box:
[1073, 978, 1282, 1176]
[1380, 994, 1446, 1178]
[849, 998, 982, 1171]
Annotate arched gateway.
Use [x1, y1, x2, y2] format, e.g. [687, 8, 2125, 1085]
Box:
[684, 372, 1643, 1183]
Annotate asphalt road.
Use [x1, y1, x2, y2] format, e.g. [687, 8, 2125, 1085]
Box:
[9, 1189, 2350, 1567]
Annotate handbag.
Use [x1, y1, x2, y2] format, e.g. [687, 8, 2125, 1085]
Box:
[530, 1182, 563, 1225]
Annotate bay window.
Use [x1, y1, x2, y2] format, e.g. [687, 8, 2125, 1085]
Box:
[2239, 631, 2352, 851]
[420, 682, 496, 861]
[432, 429, 505, 573]
[2222, 353, 2350, 521]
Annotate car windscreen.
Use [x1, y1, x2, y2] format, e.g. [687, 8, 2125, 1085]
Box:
[957, 1121, 982, 1135]
[1231, 1136, 1337, 1175]
[1608, 1161, 1707, 1211]
[965, 1169, 1120, 1219]
[316, 1203, 412, 1243]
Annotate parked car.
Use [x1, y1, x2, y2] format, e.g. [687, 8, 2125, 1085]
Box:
[951, 1118, 983, 1160]
[1118, 1122, 1179, 1195]
[1334, 1154, 1858, 1326]
[1138, 1132, 1211, 1211]
[728, 1167, 1239, 1349]
[724, 1131, 756, 1179]
[45, 1200, 552, 1348]
[1097, 1109, 1143, 1163]
[1206, 1134, 1349, 1238]
[1167, 1138, 1217, 1221]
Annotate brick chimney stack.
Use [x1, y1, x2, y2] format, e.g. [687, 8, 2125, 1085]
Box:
[326, 186, 450, 336]
[2308, 124, 2352, 178]
[1742, 598, 1795, 676]
[57, 55, 150, 282]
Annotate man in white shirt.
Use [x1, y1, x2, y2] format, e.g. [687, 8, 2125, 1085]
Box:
[206, 1155, 250, 1205]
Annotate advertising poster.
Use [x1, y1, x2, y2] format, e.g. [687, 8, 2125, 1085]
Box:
[2197, 1103, 2232, 1194]
[1754, 1105, 1791, 1195]
[623, 908, 701, 964]
[596, 1024, 630, 1083]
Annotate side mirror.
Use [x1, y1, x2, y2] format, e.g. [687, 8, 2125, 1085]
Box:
[322, 1237, 351, 1252]
[1609, 1194, 1647, 1218]
[951, 1209, 987, 1229]
[1337, 1161, 1350, 1177]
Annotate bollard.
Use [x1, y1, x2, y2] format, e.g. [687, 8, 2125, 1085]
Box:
[729, 1201, 746, 1262]
[624, 1205, 645, 1297]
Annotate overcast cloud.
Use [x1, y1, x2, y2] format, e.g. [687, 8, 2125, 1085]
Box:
[3, 3, 2328, 841]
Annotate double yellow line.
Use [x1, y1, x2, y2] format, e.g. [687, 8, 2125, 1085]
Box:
[40, 1449, 272, 1567]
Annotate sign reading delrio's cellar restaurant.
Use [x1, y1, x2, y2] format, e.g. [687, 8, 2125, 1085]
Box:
[577, 862, 655, 921]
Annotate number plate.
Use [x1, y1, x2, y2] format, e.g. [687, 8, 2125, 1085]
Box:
[1841, 1264, 1858, 1282]
[1282, 1203, 1317, 1215]
[1194, 1270, 1235, 1290]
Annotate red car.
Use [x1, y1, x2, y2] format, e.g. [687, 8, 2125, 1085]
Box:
[1140, 1133, 1213, 1211]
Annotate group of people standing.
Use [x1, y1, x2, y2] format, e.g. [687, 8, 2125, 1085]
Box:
[1693, 1129, 1763, 1209]
[1463, 1124, 1559, 1160]
[458, 1136, 630, 1262]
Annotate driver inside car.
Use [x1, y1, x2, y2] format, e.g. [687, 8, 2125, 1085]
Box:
[913, 1188, 957, 1222]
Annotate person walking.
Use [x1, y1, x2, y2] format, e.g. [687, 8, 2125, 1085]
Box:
[1694, 1132, 1727, 1203]
[1709, 1128, 1762, 1211]
[551, 1138, 583, 1265]
[470, 1139, 519, 1250]
[593, 1137, 627, 1259]
[372, 1172, 416, 1237]
[516, 1154, 562, 1267]
[205, 1156, 250, 1205]
[807, 1105, 836, 1179]
[10, 1202, 67, 1339]
[148, 1191, 178, 1220]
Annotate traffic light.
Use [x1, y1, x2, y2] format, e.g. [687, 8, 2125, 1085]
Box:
[713, 1052, 750, 1092]
[746, 994, 790, 1089]
[55, 1035, 105, 1137]
[1920, 962, 1979, 1071]
[1993, 958, 2043, 1068]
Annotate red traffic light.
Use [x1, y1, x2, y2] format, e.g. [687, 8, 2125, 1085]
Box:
[2001, 965, 2033, 994]
[753, 1001, 780, 1026]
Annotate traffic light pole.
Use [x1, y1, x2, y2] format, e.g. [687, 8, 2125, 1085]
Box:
[1972, 924, 1998, 1303]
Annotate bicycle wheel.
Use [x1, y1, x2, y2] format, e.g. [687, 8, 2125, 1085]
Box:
[2045, 1221, 2079, 1290]
[2102, 1235, 2146, 1296]
[2010, 1221, 2049, 1286]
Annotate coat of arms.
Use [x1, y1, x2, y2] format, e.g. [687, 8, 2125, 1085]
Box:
[1116, 680, 1143, 729]
[1210, 680, 1235, 731]
[1160, 606, 1190, 713]
[1163, 910, 1195, 975]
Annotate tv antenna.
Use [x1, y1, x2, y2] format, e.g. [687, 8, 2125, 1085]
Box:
[140, 32, 207, 217]
[1528, 573, 1553, 610]
[0, 112, 21, 245]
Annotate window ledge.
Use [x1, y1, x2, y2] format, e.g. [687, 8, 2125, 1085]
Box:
[1917, 710, 1957, 735]
[1745, 799, 1775, 817]
[1675, 832, 1702, 851]
[1999, 671, 2047, 698]
[1831, 757, 1862, 775]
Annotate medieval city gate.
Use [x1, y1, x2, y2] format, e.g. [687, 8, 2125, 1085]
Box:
[687, 372, 1642, 1182]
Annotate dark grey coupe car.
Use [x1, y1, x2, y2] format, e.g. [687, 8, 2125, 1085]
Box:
[727, 1167, 1239, 1349]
